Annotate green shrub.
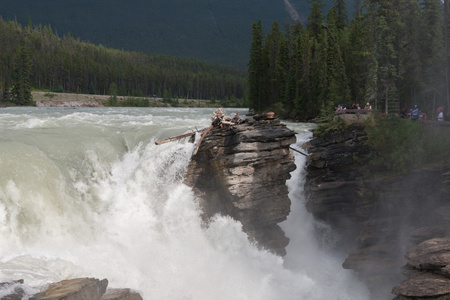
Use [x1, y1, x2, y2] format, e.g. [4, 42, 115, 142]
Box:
[365, 114, 450, 174]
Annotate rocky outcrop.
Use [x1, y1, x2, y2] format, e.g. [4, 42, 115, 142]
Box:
[393, 238, 450, 299]
[1, 278, 142, 300]
[304, 124, 450, 299]
[186, 114, 296, 256]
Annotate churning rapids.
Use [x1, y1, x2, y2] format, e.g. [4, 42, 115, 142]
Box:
[0, 107, 370, 300]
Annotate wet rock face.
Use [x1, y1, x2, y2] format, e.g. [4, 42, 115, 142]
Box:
[186, 117, 296, 256]
[304, 124, 450, 299]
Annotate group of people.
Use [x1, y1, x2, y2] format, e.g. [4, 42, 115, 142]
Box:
[335, 102, 372, 112]
[336, 102, 448, 122]
[400, 105, 446, 122]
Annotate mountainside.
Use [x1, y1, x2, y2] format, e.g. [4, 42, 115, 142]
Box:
[0, 0, 342, 67]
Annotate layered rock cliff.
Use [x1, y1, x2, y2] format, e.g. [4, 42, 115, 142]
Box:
[304, 123, 450, 299]
[186, 114, 296, 256]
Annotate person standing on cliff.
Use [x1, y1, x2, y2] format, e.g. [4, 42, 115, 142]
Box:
[437, 107, 444, 122]
[411, 105, 419, 120]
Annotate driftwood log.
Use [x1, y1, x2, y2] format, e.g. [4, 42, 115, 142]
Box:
[155, 128, 207, 145]
[193, 125, 214, 155]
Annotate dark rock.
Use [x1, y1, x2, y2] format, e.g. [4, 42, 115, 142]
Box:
[186, 117, 296, 256]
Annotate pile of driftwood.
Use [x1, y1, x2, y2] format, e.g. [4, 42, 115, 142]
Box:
[211, 108, 242, 127]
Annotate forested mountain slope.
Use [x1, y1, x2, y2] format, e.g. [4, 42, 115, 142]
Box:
[0, 0, 342, 67]
[0, 18, 248, 105]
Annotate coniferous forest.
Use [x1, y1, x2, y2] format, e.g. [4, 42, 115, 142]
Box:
[248, 0, 449, 121]
[0, 17, 248, 106]
[3, 0, 449, 120]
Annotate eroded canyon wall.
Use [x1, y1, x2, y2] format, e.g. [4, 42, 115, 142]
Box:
[304, 124, 450, 299]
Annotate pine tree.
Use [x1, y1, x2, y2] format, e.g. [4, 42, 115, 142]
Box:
[1, 79, 11, 104]
[307, 0, 326, 40]
[333, 0, 349, 30]
[325, 7, 351, 111]
[264, 20, 285, 108]
[398, 0, 423, 109]
[11, 46, 33, 106]
[372, 0, 402, 113]
[248, 20, 266, 112]
[421, 0, 445, 112]
[346, 7, 371, 104]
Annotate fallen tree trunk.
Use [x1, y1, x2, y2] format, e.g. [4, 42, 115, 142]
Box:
[193, 125, 214, 155]
[155, 128, 207, 145]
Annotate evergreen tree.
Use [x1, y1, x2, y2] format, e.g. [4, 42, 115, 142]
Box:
[248, 20, 266, 112]
[108, 82, 118, 106]
[325, 7, 351, 111]
[1, 79, 11, 104]
[398, 0, 423, 109]
[264, 20, 285, 108]
[372, 0, 402, 113]
[11, 46, 33, 106]
[421, 0, 445, 113]
[333, 0, 349, 30]
[346, 7, 371, 104]
[307, 0, 326, 40]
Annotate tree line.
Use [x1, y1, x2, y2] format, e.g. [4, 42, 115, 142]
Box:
[0, 17, 248, 106]
[248, 0, 449, 121]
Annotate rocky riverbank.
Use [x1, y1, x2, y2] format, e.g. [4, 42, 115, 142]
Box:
[32, 92, 107, 107]
[186, 112, 296, 256]
[303, 123, 450, 299]
[31, 91, 213, 107]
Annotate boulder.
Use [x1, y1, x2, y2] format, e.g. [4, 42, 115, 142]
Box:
[405, 238, 450, 276]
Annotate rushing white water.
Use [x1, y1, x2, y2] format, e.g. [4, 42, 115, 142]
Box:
[0, 107, 370, 300]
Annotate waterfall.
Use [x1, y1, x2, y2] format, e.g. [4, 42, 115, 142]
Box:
[0, 107, 370, 299]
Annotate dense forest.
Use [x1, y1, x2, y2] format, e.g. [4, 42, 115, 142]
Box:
[0, 17, 248, 106]
[249, 0, 449, 121]
[0, 0, 341, 68]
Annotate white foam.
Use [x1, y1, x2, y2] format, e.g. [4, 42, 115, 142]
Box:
[0, 108, 370, 299]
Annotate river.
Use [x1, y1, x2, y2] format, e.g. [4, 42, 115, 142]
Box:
[0, 107, 370, 299]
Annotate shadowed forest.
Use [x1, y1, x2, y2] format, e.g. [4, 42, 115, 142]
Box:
[248, 0, 450, 121]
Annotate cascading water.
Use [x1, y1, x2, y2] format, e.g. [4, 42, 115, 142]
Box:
[0, 107, 371, 300]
